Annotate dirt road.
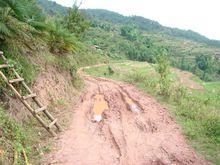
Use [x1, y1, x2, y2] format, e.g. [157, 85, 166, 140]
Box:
[47, 71, 207, 164]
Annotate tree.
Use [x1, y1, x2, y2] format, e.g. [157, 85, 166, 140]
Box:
[64, 4, 89, 37]
[155, 48, 171, 96]
[120, 25, 139, 41]
[196, 55, 214, 80]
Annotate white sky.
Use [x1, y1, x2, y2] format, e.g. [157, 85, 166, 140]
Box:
[52, 0, 220, 40]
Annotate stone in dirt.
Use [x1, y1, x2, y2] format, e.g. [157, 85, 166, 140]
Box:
[94, 114, 102, 122]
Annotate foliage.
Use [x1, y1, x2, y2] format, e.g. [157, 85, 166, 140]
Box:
[64, 5, 90, 37]
[155, 48, 172, 96]
[195, 54, 215, 80]
[46, 19, 77, 54]
[79, 8, 220, 81]
[83, 9, 220, 47]
[0, 0, 46, 50]
[0, 106, 32, 164]
[121, 25, 140, 41]
[37, 2, 220, 81]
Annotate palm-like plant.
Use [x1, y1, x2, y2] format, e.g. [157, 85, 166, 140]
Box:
[0, 0, 78, 55]
[0, 0, 47, 50]
[46, 19, 77, 54]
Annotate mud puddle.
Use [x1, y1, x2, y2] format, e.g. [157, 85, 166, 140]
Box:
[92, 93, 109, 122]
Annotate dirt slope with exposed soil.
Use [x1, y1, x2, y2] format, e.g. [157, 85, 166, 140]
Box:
[46, 69, 208, 165]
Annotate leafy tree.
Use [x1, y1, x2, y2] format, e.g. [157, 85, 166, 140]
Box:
[142, 36, 153, 48]
[196, 55, 214, 80]
[121, 25, 139, 41]
[64, 4, 89, 37]
[155, 48, 171, 96]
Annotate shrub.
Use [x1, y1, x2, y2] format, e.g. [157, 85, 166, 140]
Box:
[203, 116, 220, 141]
[155, 48, 172, 97]
[46, 20, 77, 54]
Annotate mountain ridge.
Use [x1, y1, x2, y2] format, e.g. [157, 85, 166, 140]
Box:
[37, 0, 220, 48]
[83, 9, 220, 47]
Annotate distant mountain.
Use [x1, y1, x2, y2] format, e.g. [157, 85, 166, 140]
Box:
[37, 0, 220, 48]
[83, 9, 220, 48]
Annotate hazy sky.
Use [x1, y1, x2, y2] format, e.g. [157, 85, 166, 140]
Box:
[53, 0, 220, 40]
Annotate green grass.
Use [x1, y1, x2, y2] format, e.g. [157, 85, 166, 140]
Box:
[84, 61, 220, 164]
[0, 106, 35, 164]
[0, 105, 57, 164]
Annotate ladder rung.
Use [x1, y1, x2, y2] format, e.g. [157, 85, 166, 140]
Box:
[49, 119, 58, 128]
[0, 64, 9, 69]
[9, 78, 24, 83]
[23, 93, 37, 100]
[35, 106, 47, 113]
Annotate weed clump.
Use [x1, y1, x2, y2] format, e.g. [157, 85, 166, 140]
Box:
[0, 107, 32, 164]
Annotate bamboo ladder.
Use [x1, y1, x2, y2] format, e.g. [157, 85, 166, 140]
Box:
[0, 51, 62, 136]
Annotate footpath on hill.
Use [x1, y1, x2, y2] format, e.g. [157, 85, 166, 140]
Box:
[46, 65, 207, 165]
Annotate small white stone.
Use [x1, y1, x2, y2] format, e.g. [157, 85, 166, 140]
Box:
[130, 104, 140, 113]
[94, 115, 102, 122]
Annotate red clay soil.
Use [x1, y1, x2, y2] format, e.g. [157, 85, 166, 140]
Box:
[46, 73, 208, 164]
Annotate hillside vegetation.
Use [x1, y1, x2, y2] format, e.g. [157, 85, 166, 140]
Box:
[82, 9, 220, 81]
[36, 1, 220, 82]
[0, 0, 219, 164]
[84, 9, 220, 47]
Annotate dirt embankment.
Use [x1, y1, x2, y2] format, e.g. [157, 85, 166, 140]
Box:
[2, 56, 81, 127]
[33, 66, 80, 127]
[46, 71, 208, 164]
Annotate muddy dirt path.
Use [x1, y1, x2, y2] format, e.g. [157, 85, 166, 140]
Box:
[47, 68, 207, 165]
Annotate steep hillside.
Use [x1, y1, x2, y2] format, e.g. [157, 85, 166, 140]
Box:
[37, 0, 220, 48]
[83, 9, 220, 48]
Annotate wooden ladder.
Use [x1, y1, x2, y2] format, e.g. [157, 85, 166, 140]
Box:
[0, 51, 62, 136]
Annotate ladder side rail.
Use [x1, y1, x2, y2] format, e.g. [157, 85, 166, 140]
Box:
[0, 71, 56, 136]
[0, 71, 23, 99]
[0, 53, 37, 99]
[0, 52, 7, 63]
[0, 52, 32, 94]
[33, 98, 63, 132]
[11, 60, 62, 132]
[11, 64, 62, 132]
